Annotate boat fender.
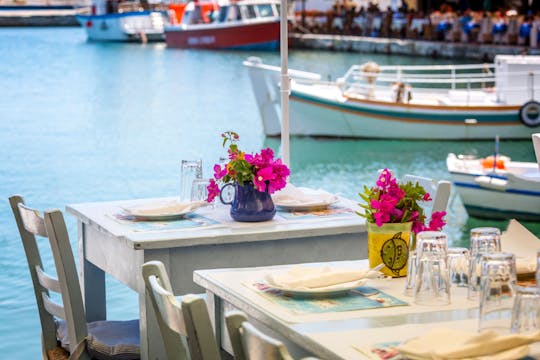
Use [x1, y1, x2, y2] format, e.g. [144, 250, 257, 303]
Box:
[519, 101, 540, 127]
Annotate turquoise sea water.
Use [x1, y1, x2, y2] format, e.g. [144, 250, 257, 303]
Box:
[0, 27, 538, 358]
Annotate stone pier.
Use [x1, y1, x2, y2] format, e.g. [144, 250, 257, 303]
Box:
[290, 33, 540, 61]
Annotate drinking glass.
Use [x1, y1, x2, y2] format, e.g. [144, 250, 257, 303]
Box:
[478, 252, 516, 333]
[190, 178, 211, 203]
[180, 160, 202, 202]
[414, 232, 450, 306]
[403, 249, 417, 296]
[511, 286, 540, 334]
[468, 227, 501, 300]
[447, 247, 470, 287]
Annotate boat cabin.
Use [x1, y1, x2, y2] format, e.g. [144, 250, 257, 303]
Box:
[180, 0, 279, 25]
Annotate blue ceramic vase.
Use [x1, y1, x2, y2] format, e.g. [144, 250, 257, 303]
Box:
[220, 182, 276, 222]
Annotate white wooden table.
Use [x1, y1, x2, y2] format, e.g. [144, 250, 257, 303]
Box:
[194, 260, 540, 360]
[66, 197, 367, 360]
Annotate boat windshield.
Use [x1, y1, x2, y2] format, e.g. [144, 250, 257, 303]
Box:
[217, 5, 242, 22]
[240, 4, 257, 19]
[256, 3, 275, 17]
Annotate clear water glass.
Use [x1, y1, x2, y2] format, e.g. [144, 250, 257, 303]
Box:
[511, 286, 540, 333]
[190, 178, 211, 203]
[180, 159, 202, 202]
[414, 232, 450, 306]
[403, 249, 417, 297]
[447, 247, 470, 287]
[479, 252, 516, 334]
[468, 227, 501, 300]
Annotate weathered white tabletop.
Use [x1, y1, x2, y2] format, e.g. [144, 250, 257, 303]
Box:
[194, 260, 540, 360]
[66, 197, 367, 360]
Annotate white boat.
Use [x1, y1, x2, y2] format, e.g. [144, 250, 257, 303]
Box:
[76, 0, 167, 42]
[244, 55, 540, 140]
[446, 150, 540, 221]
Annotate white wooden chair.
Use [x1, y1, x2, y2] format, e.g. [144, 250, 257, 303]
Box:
[225, 311, 318, 360]
[533, 133, 540, 169]
[141, 261, 220, 360]
[9, 195, 140, 360]
[402, 174, 451, 219]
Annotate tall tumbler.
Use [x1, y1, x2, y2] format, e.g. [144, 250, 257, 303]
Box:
[511, 286, 540, 334]
[414, 231, 450, 306]
[180, 159, 202, 202]
[479, 252, 516, 334]
[468, 227, 501, 300]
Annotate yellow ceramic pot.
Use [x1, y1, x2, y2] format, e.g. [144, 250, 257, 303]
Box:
[366, 222, 412, 278]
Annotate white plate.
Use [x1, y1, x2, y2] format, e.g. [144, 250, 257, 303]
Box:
[266, 278, 368, 297]
[121, 200, 206, 221]
[273, 196, 339, 212]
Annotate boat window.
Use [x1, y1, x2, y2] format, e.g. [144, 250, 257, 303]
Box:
[223, 4, 242, 21]
[241, 5, 257, 19]
[181, 10, 193, 25]
[256, 4, 274, 17]
[217, 6, 229, 22]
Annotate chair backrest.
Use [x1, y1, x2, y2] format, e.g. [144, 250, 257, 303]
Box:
[225, 311, 294, 360]
[141, 261, 220, 360]
[402, 174, 451, 218]
[533, 133, 540, 169]
[9, 195, 90, 360]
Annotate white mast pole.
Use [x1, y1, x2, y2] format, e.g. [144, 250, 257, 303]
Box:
[280, 0, 290, 166]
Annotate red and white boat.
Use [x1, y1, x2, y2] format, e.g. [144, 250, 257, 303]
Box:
[165, 0, 280, 50]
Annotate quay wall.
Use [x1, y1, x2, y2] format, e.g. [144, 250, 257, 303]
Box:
[290, 33, 540, 61]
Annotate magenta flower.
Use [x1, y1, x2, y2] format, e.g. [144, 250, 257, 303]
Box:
[426, 211, 447, 231]
[206, 179, 220, 203]
[213, 164, 227, 180]
[253, 167, 276, 192]
[423, 193, 432, 201]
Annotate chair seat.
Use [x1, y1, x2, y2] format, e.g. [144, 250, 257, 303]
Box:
[57, 319, 140, 360]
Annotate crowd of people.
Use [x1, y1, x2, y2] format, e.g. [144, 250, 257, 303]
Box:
[292, 1, 540, 47]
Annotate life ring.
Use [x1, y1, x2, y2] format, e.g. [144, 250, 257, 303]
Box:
[519, 101, 540, 127]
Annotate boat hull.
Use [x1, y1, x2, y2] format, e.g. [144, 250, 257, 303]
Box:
[76, 12, 165, 42]
[289, 92, 530, 140]
[165, 20, 279, 49]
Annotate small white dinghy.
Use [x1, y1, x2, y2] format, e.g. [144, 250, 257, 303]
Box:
[447, 136, 540, 221]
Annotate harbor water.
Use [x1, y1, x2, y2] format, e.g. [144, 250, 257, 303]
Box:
[0, 27, 538, 358]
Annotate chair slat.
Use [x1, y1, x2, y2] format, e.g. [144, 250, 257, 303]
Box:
[18, 203, 47, 237]
[42, 292, 66, 319]
[149, 275, 188, 336]
[36, 265, 61, 293]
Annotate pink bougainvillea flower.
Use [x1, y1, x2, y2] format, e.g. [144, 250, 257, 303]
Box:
[423, 193, 432, 201]
[253, 167, 276, 192]
[412, 220, 425, 234]
[427, 211, 447, 231]
[376, 169, 393, 189]
[213, 164, 227, 180]
[374, 211, 391, 226]
[206, 179, 220, 203]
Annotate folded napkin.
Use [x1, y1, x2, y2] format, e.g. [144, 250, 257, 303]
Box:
[122, 200, 205, 216]
[272, 184, 338, 206]
[395, 328, 540, 360]
[502, 220, 539, 275]
[265, 266, 378, 290]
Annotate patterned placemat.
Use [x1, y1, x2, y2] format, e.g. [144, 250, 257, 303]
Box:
[247, 282, 408, 314]
[110, 211, 220, 231]
[277, 206, 355, 220]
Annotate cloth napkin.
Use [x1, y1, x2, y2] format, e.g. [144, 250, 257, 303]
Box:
[264, 266, 378, 290]
[395, 328, 540, 360]
[502, 220, 540, 275]
[122, 200, 205, 216]
[272, 184, 338, 206]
